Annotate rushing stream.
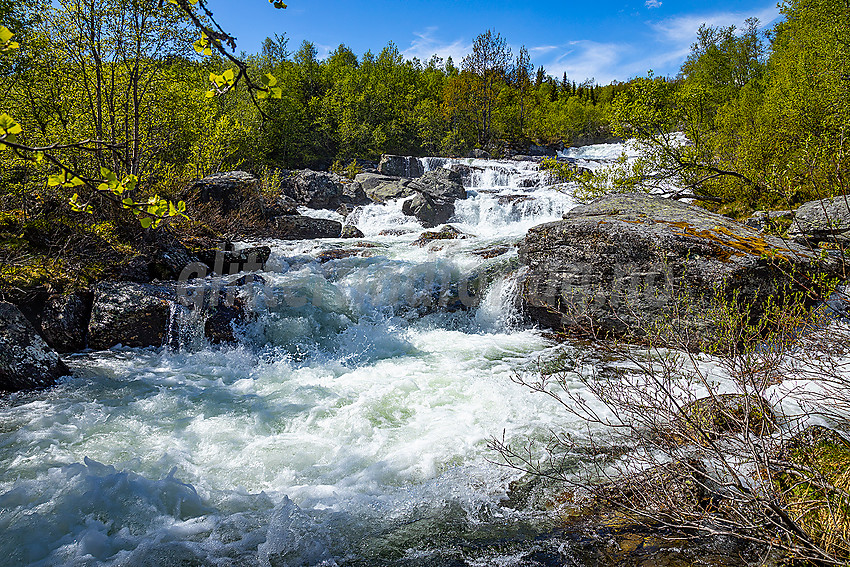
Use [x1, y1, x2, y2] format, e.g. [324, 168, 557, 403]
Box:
[0, 146, 634, 566]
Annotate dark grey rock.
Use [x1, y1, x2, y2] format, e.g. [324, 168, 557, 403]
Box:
[271, 215, 342, 240]
[469, 148, 491, 159]
[401, 169, 466, 228]
[520, 193, 839, 347]
[37, 292, 92, 353]
[0, 302, 69, 392]
[197, 245, 271, 275]
[354, 173, 415, 203]
[790, 196, 850, 244]
[88, 281, 175, 350]
[341, 224, 365, 239]
[182, 171, 260, 216]
[280, 170, 345, 209]
[377, 155, 424, 178]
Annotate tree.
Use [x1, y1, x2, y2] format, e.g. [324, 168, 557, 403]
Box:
[513, 45, 533, 137]
[462, 30, 511, 147]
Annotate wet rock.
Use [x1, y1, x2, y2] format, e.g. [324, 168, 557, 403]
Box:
[316, 249, 371, 263]
[88, 281, 175, 350]
[412, 225, 471, 247]
[354, 173, 415, 203]
[203, 300, 246, 344]
[36, 292, 93, 353]
[527, 144, 557, 157]
[789, 195, 850, 245]
[377, 155, 424, 178]
[402, 169, 466, 228]
[498, 194, 535, 205]
[196, 245, 271, 275]
[520, 193, 840, 347]
[280, 170, 345, 209]
[182, 171, 260, 216]
[471, 245, 511, 259]
[680, 393, 776, 442]
[378, 228, 415, 237]
[271, 215, 342, 240]
[0, 302, 69, 392]
[340, 224, 365, 239]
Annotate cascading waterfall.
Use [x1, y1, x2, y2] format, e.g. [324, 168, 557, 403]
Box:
[0, 145, 639, 567]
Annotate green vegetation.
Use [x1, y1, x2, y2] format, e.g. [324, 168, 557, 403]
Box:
[580, 0, 849, 217]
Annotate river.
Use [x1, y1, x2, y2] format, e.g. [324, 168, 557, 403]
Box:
[1, 145, 637, 566]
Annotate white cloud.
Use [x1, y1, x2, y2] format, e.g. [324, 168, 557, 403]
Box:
[402, 27, 471, 64]
[645, 0, 662, 9]
[650, 4, 781, 45]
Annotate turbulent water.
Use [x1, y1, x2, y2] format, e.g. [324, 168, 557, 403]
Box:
[0, 148, 634, 567]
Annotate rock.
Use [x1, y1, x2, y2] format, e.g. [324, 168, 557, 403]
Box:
[745, 209, 795, 232]
[412, 225, 470, 247]
[471, 245, 511, 259]
[271, 215, 342, 240]
[379, 228, 415, 237]
[520, 193, 839, 346]
[402, 192, 448, 228]
[182, 171, 260, 216]
[276, 194, 300, 215]
[469, 148, 491, 159]
[88, 281, 175, 350]
[36, 292, 93, 353]
[203, 300, 246, 344]
[316, 249, 371, 263]
[354, 173, 415, 203]
[340, 224, 365, 239]
[790, 195, 850, 244]
[196, 245, 271, 275]
[410, 168, 466, 203]
[280, 170, 345, 209]
[498, 194, 535, 205]
[527, 144, 557, 157]
[377, 155, 424, 178]
[0, 302, 69, 392]
[341, 181, 370, 206]
[679, 394, 776, 443]
[402, 169, 466, 228]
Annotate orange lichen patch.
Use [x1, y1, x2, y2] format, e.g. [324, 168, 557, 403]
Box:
[665, 221, 793, 262]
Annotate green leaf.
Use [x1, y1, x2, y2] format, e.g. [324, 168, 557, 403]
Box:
[48, 174, 65, 187]
[222, 68, 235, 83]
[269, 0, 287, 8]
[0, 26, 12, 43]
[140, 217, 153, 229]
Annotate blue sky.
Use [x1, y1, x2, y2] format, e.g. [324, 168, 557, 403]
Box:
[206, 0, 781, 84]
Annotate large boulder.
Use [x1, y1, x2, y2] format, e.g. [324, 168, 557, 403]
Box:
[789, 195, 850, 245]
[181, 171, 260, 216]
[88, 281, 175, 350]
[196, 245, 271, 275]
[271, 215, 342, 240]
[36, 292, 93, 353]
[377, 155, 424, 178]
[0, 302, 69, 392]
[353, 173, 415, 203]
[402, 169, 466, 228]
[520, 193, 839, 346]
[280, 170, 345, 209]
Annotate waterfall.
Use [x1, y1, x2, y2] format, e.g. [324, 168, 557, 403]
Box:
[0, 144, 650, 567]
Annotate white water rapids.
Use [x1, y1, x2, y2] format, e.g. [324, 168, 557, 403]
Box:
[1, 146, 647, 566]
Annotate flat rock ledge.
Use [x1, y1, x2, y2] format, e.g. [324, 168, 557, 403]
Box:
[520, 193, 840, 347]
[0, 302, 69, 393]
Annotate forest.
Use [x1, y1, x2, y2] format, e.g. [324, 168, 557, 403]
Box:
[0, 0, 847, 289]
